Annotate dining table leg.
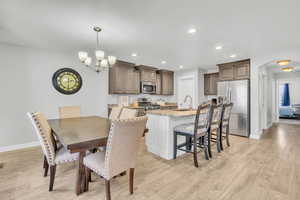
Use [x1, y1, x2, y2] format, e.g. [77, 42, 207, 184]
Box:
[76, 151, 86, 195]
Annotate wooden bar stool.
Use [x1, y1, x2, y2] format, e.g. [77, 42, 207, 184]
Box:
[173, 104, 213, 167]
[208, 104, 223, 156]
[220, 103, 234, 150]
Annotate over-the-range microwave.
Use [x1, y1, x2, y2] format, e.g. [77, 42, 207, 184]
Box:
[141, 81, 156, 94]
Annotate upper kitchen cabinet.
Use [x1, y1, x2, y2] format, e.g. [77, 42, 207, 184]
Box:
[160, 70, 174, 95]
[234, 60, 250, 80]
[109, 60, 140, 94]
[204, 72, 219, 95]
[218, 63, 234, 81]
[138, 65, 157, 83]
[218, 59, 250, 81]
[155, 71, 162, 95]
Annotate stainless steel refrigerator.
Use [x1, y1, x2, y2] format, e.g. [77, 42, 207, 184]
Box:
[218, 80, 250, 137]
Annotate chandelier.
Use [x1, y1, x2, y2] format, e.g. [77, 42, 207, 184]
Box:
[78, 27, 117, 73]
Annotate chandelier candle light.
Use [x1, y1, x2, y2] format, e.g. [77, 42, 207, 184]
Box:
[78, 27, 117, 72]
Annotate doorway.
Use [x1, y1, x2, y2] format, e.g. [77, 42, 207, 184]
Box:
[277, 79, 300, 123]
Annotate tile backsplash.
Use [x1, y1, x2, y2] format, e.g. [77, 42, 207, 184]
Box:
[109, 94, 176, 105]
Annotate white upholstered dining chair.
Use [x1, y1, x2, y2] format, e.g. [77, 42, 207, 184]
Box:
[119, 108, 137, 119]
[27, 112, 79, 191]
[109, 106, 123, 120]
[83, 116, 148, 200]
[59, 105, 81, 119]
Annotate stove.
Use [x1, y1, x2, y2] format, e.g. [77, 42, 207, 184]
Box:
[144, 104, 161, 110]
[137, 98, 160, 110]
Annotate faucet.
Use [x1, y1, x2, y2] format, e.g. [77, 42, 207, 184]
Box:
[183, 95, 193, 109]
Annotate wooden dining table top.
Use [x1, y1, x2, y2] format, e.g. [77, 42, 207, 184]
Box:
[48, 116, 110, 152]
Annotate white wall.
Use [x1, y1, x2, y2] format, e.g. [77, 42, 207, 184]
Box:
[0, 43, 175, 150]
[0, 43, 110, 149]
[175, 68, 206, 107]
[265, 69, 275, 128]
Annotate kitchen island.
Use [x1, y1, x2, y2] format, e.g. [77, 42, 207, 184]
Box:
[145, 109, 197, 160]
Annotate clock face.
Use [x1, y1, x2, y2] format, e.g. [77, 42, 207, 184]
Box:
[52, 68, 82, 95]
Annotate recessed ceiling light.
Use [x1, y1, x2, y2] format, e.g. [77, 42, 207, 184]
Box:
[131, 53, 137, 57]
[187, 28, 197, 34]
[282, 67, 294, 72]
[179, 65, 183, 69]
[161, 61, 166, 64]
[215, 45, 223, 50]
[277, 60, 291, 66]
[230, 54, 237, 58]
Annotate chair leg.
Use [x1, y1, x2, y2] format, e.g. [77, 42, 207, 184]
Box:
[207, 130, 212, 158]
[49, 165, 56, 191]
[43, 156, 49, 177]
[129, 168, 134, 194]
[203, 135, 209, 160]
[105, 179, 111, 200]
[186, 136, 192, 151]
[193, 137, 199, 168]
[88, 168, 92, 182]
[220, 127, 224, 151]
[216, 128, 222, 153]
[226, 126, 230, 147]
[85, 167, 90, 191]
[173, 132, 178, 159]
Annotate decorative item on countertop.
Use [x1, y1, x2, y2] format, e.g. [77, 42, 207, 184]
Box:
[78, 27, 117, 73]
[52, 68, 82, 95]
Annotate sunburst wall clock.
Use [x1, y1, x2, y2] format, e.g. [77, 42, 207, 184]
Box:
[52, 68, 82, 95]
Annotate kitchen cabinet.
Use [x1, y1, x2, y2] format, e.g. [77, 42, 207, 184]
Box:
[160, 70, 174, 95]
[156, 71, 162, 95]
[139, 65, 157, 83]
[234, 60, 250, 80]
[218, 63, 234, 81]
[109, 60, 140, 94]
[218, 59, 250, 81]
[204, 72, 219, 95]
[109, 61, 174, 95]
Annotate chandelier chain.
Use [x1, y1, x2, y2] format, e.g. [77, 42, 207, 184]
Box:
[96, 31, 99, 49]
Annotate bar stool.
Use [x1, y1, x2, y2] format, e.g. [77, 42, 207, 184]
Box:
[220, 103, 233, 150]
[208, 104, 224, 156]
[173, 104, 212, 167]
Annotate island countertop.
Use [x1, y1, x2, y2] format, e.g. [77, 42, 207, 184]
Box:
[147, 109, 196, 117]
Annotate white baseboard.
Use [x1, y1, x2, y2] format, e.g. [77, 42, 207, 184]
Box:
[250, 124, 273, 140]
[250, 133, 261, 140]
[250, 129, 262, 139]
[267, 123, 273, 129]
[0, 141, 40, 153]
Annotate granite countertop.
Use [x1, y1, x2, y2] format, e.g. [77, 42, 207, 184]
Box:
[147, 109, 197, 117]
[108, 103, 177, 110]
[108, 104, 144, 109]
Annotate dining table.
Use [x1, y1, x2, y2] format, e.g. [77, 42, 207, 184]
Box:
[48, 116, 110, 195]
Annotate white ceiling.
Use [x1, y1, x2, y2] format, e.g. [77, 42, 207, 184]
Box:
[265, 60, 300, 74]
[1, 0, 300, 70]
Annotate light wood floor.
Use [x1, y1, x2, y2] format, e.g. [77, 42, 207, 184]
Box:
[1, 123, 300, 200]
